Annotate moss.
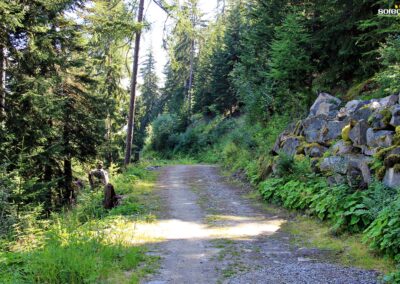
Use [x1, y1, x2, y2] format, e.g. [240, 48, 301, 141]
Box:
[384, 154, 400, 168]
[374, 146, 397, 161]
[344, 79, 372, 100]
[381, 109, 392, 125]
[342, 124, 351, 141]
[293, 120, 303, 136]
[297, 142, 322, 154]
[295, 154, 306, 161]
[322, 150, 332, 158]
[393, 126, 400, 145]
[376, 166, 386, 180]
[394, 164, 400, 173]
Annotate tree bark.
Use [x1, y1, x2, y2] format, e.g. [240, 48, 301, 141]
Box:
[124, 0, 145, 166]
[0, 45, 6, 121]
[187, 38, 195, 119]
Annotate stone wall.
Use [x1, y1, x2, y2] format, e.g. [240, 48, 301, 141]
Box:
[272, 93, 400, 189]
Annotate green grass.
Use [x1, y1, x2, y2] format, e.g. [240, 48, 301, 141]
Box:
[0, 161, 161, 284]
[283, 215, 396, 274]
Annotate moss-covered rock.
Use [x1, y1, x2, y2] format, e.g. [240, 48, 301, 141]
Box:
[376, 166, 386, 180]
[342, 124, 351, 141]
[384, 154, 400, 169]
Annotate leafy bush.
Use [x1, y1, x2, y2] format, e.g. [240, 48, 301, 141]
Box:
[149, 114, 181, 154]
[259, 156, 398, 235]
[364, 193, 400, 262]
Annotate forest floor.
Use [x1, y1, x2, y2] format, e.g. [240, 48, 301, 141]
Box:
[138, 164, 381, 284]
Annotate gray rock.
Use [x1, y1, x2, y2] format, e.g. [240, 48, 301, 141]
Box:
[303, 116, 328, 143]
[369, 112, 387, 130]
[388, 147, 400, 156]
[390, 105, 400, 127]
[379, 94, 398, 108]
[351, 107, 374, 121]
[272, 133, 285, 155]
[366, 128, 394, 148]
[348, 120, 369, 146]
[281, 137, 302, 156]
[383, 168, 400, 188]
[324, 120, 347, 142]
[309, 93, 341, 117]
[345, 100, 368, 113]
[327, 174, 347, 186]
[302, 116, 345, 144]
[304, 144, 328, 158]
[347, 160, 371, 189]
[320, 156, 348, 174]
[360, 146, 378, 156]
[332, 140, 353, 155]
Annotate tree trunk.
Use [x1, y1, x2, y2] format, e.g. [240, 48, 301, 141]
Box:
[0, 45, 6, 122]
[64, 158, 73, 204]
[124, 0, 145, 166]
[187, 38, 195, 120]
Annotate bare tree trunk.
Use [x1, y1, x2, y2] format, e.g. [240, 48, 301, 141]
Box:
[187, 38, 195, 119]
[0, 45, 6, 121]
[124, 0, 145, 166]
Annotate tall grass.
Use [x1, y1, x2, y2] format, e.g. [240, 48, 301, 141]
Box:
[0, 163, 160, 283]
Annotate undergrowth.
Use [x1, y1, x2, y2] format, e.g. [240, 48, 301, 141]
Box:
[0, 163, 160, 284]
[259, 154, 400, 281]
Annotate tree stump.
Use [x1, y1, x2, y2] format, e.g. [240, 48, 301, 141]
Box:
[103, 183, 119, 209]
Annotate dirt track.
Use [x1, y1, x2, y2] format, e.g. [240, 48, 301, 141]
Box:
[143, 165, 379, 284]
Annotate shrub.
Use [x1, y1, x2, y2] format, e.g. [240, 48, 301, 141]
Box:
[149, 114, 181, 153]
[364, 193, 400, 262]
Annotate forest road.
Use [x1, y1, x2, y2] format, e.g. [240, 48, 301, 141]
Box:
[143, 165, 379, 284]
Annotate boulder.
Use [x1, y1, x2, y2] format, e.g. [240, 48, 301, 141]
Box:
[272, 133, 285, 155]
[302, 116, 345, 144]
[379, 94, 398, 108]
[281, 137, 302, 156]
[383, 168, 400, 188]
[348, 120, 369, 146]
[303, 116, 327, 143]
[332, 140, 353, 155]
[324, 120, 347, 142]
[351, 106, 374, 121]
[309, 93, 341, 117]
[390, 105, 400, 127]
[320, 156, 348, 174]
[345, 100, 368, 114]
[366, 128, 394, 148]
[369, 109, 392, 130]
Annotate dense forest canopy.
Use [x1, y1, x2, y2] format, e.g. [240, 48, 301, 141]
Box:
[1, 0, 400, 280]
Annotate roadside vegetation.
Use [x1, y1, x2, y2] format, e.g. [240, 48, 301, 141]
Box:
[0, 163, 160, 284]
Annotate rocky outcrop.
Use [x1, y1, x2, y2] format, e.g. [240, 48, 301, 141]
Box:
[272, 92, 400, 189]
